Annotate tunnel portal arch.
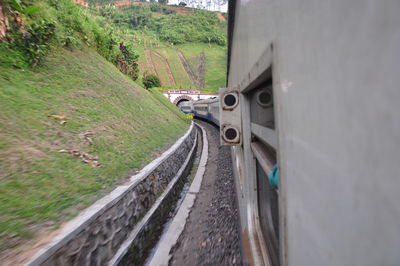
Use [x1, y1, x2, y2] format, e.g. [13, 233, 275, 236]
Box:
[174, 95, 193, 106]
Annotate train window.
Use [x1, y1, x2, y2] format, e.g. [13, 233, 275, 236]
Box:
[242, 64, 280, 265]
[256, 159, 280, 266]
[251, 140, 280, 266]
[249, 78, 275, 129]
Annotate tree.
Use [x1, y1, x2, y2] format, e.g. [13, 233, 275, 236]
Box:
[142, 73, 161, 89]
[159, 0, 168, 4]
[117, 42, 139, 80]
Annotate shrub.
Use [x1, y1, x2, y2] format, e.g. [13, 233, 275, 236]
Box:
[2, 0, 132, 70]
[23, 20, 56, 66]
[117, 42, 139, 80]
[98, 5, 226, 46]
[149, 3, 162, 12]
[162, 8, 175, 15]
[142, 73, 161, 89]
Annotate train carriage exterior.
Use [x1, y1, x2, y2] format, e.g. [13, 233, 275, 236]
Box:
[179, 101, 194, 115]
[186, 98, 220, 126]
[221, 0, 400, 266]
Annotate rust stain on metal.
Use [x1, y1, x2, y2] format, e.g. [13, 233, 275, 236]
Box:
[222, 106, 235, 111]
[253, 229, 264, 264]
[242, 229, 254, 266]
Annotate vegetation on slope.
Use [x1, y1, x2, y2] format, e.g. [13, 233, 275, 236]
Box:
[2, 0, 117, 65]
[95, 3, 227, 92]
[178, 43, 226, 92]
[0, 0, 189, 255]
[103, 5, 226, 45]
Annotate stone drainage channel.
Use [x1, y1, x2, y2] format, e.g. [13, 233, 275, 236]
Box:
[25, 121, 242, 266]
[113, 124, 207, 265]
[144, 121, 242, 266]
[143, 123, 206, 266]
[114, 122, 210, 265]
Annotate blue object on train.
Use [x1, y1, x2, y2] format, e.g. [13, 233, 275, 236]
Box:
[268, 164, 279, 189]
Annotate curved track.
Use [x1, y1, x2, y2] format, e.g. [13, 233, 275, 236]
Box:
[169, 120, 242, 265]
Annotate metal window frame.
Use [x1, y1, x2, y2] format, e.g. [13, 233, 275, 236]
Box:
[238, 45, 286, 266]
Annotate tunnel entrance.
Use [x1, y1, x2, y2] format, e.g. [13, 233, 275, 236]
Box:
[177, 99, 189, 107]
[173, 95, 193, 106]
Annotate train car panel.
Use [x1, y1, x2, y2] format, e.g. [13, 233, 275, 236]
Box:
[191, 98, 220, 126]
[179, 100, 194, 113]
[179, 101, 193, 114]
[227, 0, 400, 266]
[209, 100, 220, 126]
[193, 104, 210, 119]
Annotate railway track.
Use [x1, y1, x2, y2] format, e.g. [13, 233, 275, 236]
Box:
[23, 121, 242, 265]
[146, 120, 242, 265]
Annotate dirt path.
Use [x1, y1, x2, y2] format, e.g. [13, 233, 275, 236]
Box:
[177, 51, 205, 89]
[197, 52, 206, 89]
[0, 221, 66, 266]
[169, 120, 242, 265]
[177, 50, 198, 88]
[161, 49, 193, 85]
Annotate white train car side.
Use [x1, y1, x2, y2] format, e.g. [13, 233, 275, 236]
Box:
[182, 98, 220, 126]
[179, 101, 193, 114]
[223, 0, 400, 265]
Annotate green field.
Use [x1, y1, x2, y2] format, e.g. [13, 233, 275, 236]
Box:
[0, 46, 189, 248]
[149, 50, 174, 86]
[178, 43, 227, 93]
[105, 7, 227, 93]
[158, 48, 193, 89]
[134, 43, 227, 93]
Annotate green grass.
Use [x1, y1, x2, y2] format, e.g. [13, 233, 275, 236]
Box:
[186, 54, 201, 79]
[0, 45, 190, 246]
[156, 48, 193, 89]
[150, 51, 174, 87]
[114, 30, 226, 93]
[178, 43, 227, 93]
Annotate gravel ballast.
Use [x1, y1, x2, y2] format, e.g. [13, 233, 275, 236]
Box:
[169, 120, 242, 265]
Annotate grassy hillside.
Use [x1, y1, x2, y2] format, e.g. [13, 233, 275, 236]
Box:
[0, 0, 189, 256]
[158, 47, 193, 88]
[94, 3, 227, 93]
[0, 45, 189, 253]
[177, 43, 227, 92]
[144, 43, 227, 93]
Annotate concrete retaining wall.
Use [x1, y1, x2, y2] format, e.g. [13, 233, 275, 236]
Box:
[27, 123, 197, 266]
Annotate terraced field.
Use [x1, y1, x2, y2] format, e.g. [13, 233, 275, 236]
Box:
[158, 48, 193, 89]
[137, 43, 226, 93]
[178, 43, 227, 93]
[148, 49, 176, 86]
